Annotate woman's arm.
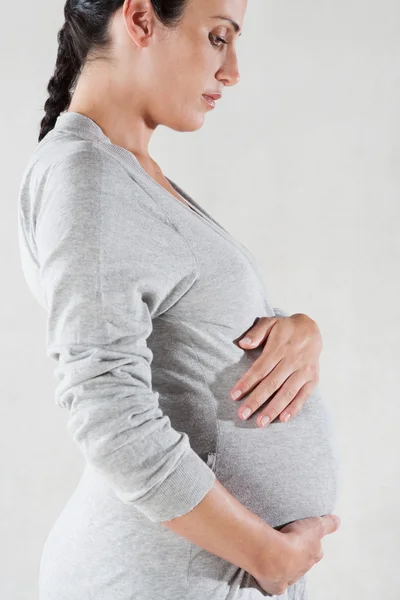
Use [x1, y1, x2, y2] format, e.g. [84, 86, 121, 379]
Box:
[30, 149, 217, 523]
[162, 477, 286, 582]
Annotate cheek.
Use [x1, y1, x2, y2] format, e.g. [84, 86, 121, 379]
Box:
[149, 39, 217, 109]
[172, 36, 216, 80]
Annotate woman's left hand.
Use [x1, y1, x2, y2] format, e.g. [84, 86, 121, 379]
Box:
[230, 314, 322, 427]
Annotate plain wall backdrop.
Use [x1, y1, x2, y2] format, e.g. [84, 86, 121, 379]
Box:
[2, 0, 399, 598]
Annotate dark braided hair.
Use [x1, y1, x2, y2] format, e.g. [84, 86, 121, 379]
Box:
[38, 0, 190, 143]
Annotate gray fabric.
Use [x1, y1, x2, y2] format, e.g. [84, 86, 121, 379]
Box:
[18, 112, 341, 599]
[272, 307, 291, 318]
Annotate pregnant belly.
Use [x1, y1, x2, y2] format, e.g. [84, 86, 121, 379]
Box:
[39, 391, 339, 600]
[213, 384, 341, 529]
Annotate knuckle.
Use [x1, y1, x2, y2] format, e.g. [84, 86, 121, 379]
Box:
[268, 405, 279, 419]
[240, 375, 256, 394]
[285, 387, 297, 400]
[257, 365, 270, 380]
[269, 377, 279, 391]
[253, 395, 264, 410]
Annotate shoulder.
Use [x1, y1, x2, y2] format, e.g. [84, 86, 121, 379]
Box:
[19, 132, 198, 281]
[20, 136, 169, 233]
[21, 132, 142, 209]
[37, 138, 136, 197]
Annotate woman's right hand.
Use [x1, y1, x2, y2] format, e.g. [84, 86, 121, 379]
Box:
[254, 514, 341, 596]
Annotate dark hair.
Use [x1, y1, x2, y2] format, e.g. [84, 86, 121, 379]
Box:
[38, 0, 189, 143]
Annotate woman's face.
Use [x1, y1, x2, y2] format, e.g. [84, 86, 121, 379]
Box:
[121, 0, 247, 132]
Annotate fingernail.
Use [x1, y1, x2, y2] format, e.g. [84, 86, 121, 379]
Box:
[283, 413, 291, 422]
[241, 408, 251, 420]
[240, 337, 252, 345]
[261, 416, 270, 427]
[231, 389, 242, 400]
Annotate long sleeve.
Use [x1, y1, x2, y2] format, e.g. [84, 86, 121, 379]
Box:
[33, 149, 216, 523]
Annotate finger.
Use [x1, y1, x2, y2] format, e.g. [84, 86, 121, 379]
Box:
[278, 380, 315, 423]
[253, 372, 305, 427]
[230, 352, 281, 401]
[318, 515, 342, 537]
[237, 369, 288, 421]
[237, 317, 277, 348]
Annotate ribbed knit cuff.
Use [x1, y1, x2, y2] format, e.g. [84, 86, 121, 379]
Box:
[131, 448, 217, 523]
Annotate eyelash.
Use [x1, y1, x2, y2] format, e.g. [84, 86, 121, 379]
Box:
[209, 33, 228, 48]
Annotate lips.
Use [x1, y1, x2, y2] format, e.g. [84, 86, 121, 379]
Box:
[202, 93, 222, 109]
[203, 93, 222, 101]
[202, 95, 216, 108]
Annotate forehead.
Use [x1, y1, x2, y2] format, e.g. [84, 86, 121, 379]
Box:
[185, 0, 247, 35]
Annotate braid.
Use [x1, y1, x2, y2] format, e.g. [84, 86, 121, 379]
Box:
[37, 0, 190, 143]
[38, 19, 81, 143]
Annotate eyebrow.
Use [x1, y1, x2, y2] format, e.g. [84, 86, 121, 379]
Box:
[210, 15, 242, 36]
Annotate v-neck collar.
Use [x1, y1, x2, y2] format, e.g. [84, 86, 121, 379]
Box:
[164, 176, 231, 235]
[52, 111, 229, 235]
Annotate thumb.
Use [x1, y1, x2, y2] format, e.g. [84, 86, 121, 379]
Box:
[238, 317, 277, 347]
[318, 514, 341, 538]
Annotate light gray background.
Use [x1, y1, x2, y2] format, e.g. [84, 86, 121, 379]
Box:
[2, 0, 399, 598]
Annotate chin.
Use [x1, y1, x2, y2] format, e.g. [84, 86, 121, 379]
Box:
[163, 110, 206, 132]
[166, 115, 205, 133]
[181, 119, 205, 132]
[189, 110, 208, 130]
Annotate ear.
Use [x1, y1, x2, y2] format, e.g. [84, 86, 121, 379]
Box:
[122, 0, 155, 48]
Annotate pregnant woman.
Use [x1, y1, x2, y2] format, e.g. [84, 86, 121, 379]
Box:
[17, 1, 342, 598]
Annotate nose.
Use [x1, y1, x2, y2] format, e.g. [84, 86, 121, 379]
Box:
[216, 50, 240, 87]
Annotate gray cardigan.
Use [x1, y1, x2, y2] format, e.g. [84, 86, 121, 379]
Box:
[17, 111, 339, 527]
